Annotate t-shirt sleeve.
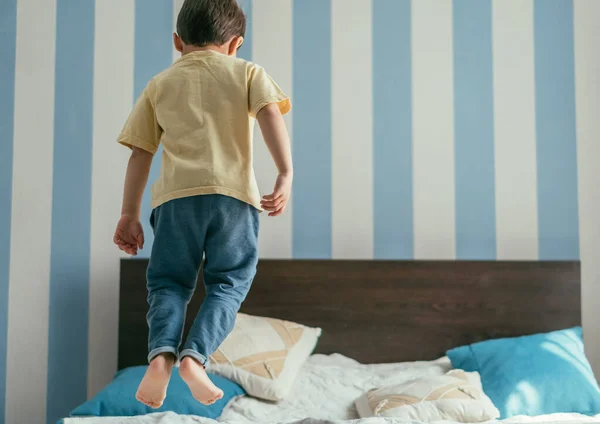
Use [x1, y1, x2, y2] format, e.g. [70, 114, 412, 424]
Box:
[117, 83, 162, 154]
[248, 64, 291, 118]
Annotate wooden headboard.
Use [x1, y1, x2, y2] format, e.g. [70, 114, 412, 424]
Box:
[118, 259, 580, 370]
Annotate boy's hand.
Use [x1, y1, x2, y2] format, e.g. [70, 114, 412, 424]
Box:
[261, 173, 292, 217]
[114, 214, 144, 256]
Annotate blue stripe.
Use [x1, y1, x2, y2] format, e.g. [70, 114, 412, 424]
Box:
[135, 0, 174, 258]
[47, 0, 95, 422]
[292, 0, 332, 259]
[237, 0, 252, 61]
[372, 0, 413, 259]
[0, 1, 17, 423]
[453, 0, 497, 259]
[534, 0, 579, 260]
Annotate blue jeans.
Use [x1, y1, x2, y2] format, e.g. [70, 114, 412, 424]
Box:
[146, 194, 258, 366]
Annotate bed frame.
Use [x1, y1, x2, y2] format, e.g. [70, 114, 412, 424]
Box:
[118, 259, 580, 369]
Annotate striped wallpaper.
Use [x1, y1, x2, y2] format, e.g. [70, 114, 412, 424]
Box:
[1, 0, 599, 423]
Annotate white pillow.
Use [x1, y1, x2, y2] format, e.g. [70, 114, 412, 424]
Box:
[355, 369, 500, 422]
[207, 313, 321, 401]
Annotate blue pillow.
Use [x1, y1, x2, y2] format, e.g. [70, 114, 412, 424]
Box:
[447, 327, 600, 418]
[70, 366, 245, 419]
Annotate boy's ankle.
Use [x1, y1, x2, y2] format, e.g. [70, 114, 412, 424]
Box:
[151, 352, 176, 366]
[180, 355, 204, 370]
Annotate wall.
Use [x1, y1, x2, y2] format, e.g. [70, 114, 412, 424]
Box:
[0, 0, 599, 423]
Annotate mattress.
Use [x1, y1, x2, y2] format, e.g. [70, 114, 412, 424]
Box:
[65, 354, 600, 424]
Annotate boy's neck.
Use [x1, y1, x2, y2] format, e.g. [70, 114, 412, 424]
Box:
[181, 44, 228, 56]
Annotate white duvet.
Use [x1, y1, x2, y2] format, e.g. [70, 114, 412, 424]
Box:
[65, 354, 600, 424]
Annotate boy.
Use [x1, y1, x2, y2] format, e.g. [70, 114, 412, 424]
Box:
[113, 0, 292, 408]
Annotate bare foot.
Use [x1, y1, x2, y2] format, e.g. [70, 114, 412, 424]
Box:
[179, 356, 224, 405]
[136, 353, 174, 408]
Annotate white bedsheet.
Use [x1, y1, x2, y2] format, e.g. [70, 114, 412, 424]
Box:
[220, 353, 453, 423]
[64, 414, 600, 424]
[65, 354, 600, 424]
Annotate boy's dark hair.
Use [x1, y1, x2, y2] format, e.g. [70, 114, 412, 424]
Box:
[177, 0, 246, 47]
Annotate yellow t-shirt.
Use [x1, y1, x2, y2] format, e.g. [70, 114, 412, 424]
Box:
[118, 50, 291, 210]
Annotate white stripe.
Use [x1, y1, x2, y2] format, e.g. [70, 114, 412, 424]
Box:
[492, 0, 539, 260]
[173, 0, 184, 62]
[87, 0, 134, 399]
[6, 0, 56, 422]
[575, 0, 600, 375]
[331, 0, 374, 259]
[252, 0, 293, 259]
[411, 0, 456, 259]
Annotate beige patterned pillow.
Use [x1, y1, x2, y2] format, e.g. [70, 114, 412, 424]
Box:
[355, 370, 500, 422]
[207, 313, 321, 401]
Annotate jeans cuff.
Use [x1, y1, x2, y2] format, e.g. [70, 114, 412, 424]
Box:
[179, 349, 208, 366]
[148, 346, 178, 363]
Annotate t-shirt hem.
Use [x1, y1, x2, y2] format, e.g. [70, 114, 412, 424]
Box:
[118, 133, 158, 154]
[152, 186, 263, 212]
[251, 96, 291, 117]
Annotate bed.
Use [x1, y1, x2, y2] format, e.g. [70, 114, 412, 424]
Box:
[66, 259, 596, 424]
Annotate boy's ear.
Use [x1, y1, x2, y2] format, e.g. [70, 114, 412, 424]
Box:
[227, 36, 244, 56]
[173, 33, 183, 53]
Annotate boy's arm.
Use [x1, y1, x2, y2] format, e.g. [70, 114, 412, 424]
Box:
[114, 147, 153, 255]
[256, 103, 293, 217]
